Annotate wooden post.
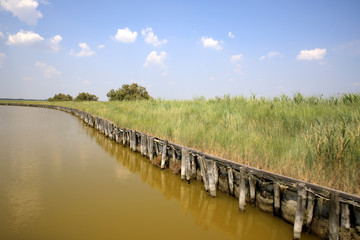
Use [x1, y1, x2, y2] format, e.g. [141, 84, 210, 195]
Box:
[227, 166, 234, 196]
[341, 203, 351, 230]
[198, 155, 209, 192]
[214, 162, 218, 188]
[274, 182, 281, 216]
[161, 141, 168, 169]
[239, 167, 246, 212]
[206, 159, 216, 197]
[130, 130, 136, 151]
[122, 129, 127, 146]
[329, 192, 340, 240]
[293, 183, 306, 240]
[148, 137, 154, 161]
[108, 123, 113, 139]
[305, 192, 315, 228]
[191, 154, 196, 179]
[140, 133, 147, 156]
[185, 150, 191, 183]
[181, 147, 188, 181]
[248, 173, 256, 204]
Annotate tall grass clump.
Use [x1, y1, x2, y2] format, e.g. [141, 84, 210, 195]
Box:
[7, 93, 359, 194]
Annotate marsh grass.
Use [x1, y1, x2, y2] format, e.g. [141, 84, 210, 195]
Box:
[3, 93, 359, 194]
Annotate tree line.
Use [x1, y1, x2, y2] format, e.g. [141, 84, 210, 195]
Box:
[48, 83, 151, 102]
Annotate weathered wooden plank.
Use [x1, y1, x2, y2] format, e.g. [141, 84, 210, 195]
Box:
[239, 167, 246, 212]
[329, 192, 340, 240]
[293, 183, 307, 240]
[161, 141, 168, 169]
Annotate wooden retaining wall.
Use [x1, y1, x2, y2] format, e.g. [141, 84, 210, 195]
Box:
[1, 103, 360, 239]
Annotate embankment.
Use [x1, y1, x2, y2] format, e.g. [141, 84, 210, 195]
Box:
[1, 102, 360, 240]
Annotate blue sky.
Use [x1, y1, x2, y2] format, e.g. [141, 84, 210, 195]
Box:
[0, 0, 359, 100]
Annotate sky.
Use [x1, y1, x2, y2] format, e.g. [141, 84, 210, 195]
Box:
[0, 0, 359, 100]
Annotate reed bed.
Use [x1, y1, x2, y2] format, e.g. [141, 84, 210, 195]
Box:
[3, 93, 359, 195]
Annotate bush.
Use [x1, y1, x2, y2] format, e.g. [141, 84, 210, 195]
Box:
[107, 83, 152, 101]
[75, 92, 99, 101]
[48, 93, 73, 101]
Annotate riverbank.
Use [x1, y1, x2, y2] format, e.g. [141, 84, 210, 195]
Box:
[2, 95, 358, 195]
[1, 101, 360, 239]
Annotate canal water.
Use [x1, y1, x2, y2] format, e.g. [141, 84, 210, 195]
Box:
[0, 106, 318, 240]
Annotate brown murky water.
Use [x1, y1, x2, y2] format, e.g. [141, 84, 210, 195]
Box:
[0, 106, 318, 240]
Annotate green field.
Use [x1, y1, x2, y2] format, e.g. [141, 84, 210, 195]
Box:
[2, 93, 360, 195]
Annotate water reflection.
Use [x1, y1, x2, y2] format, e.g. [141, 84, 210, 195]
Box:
[80, 120, 317, 240]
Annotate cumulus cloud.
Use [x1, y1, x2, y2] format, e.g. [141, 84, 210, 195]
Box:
[46, 34, 62, 52]
[0, 52, 6, 67]
[144, 51, 166, 68]
[0, 0, 43, 25]
[6, 30, 62, 52]
[0, 31, 4, 39]
[141, 27, 167, 46]
[113, 27, 137, 43]
[259, 51, 280, 61]
[69, 42, 95, 57]
[231, 54, 243, 62]
[200, 36, 222, 50]
[228, 32, 234, 39]
[35, 61, 61, 78]
[97, 44, 104, 49]
[297, 48, 327, 60]
[7, 29, 44, 45]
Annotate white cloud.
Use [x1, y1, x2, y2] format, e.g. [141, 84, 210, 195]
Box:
[6, 30, 62, 52]
[7, 30, 44, 45]
[228, 32, 234, 39]
[209, 77, 215, 81]
[233, 63, 243, 74]
[0, 52, 6, 67]
[97, 44, 105, 49]
[268, 51, 280, 58]
[141, 27, 167, 47]
[0, 0, 43, 25]
[200, 36, 222, 50]
[259, 51, 280, 61]
[297, 48, 327, 60]
[113, 27, 137, 43]
[82, 80, 90, 85]
[144, 51, 166, 68]
[35, 61, 61, 78]
[69, 42, 95, 57]
[231, 54, 243, 62]
[46, 34, 62, 52]
[0, 31, 4, 38]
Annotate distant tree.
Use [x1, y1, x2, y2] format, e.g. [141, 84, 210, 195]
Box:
[107, 83, 152, 101]
[75, 92, 99, 101]
[48, 93, 73, 101]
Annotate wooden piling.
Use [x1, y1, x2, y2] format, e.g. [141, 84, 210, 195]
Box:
[329, 192, 340, 240]
[227, 166, 234, 196]
[206, 159, 216, 197]
[122, 129, 127, 146]
[305, 192, 315, 228]
[274, 182, 281, 216]
[130, 130, 136, 151]
[161, 141, 168, 169]
[293, 183, 306, 240]
[148, 137, 154, 161]
[239, 167, 246, 212]
[181, 147, 188, 181]
[214, 162, 218, 188]
[198, 155, 209, 192]
[185, 150, 191, 182]
[191, 154, 196, 179]
[248, 173, 256, 204]
[140, 133, 147, 156]
[341, 203, 351, 230]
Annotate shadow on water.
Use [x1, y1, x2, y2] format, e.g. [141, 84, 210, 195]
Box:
[80, 118, 318, 240]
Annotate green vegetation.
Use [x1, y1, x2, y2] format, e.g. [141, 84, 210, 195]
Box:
[48, 93, 73, 101]
[75, 92, 99, 101]
[2, 93, 359, 195]
[107, 83, 152, 101]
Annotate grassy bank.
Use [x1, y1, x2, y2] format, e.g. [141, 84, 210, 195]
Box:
[2, 94, 360, 195]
